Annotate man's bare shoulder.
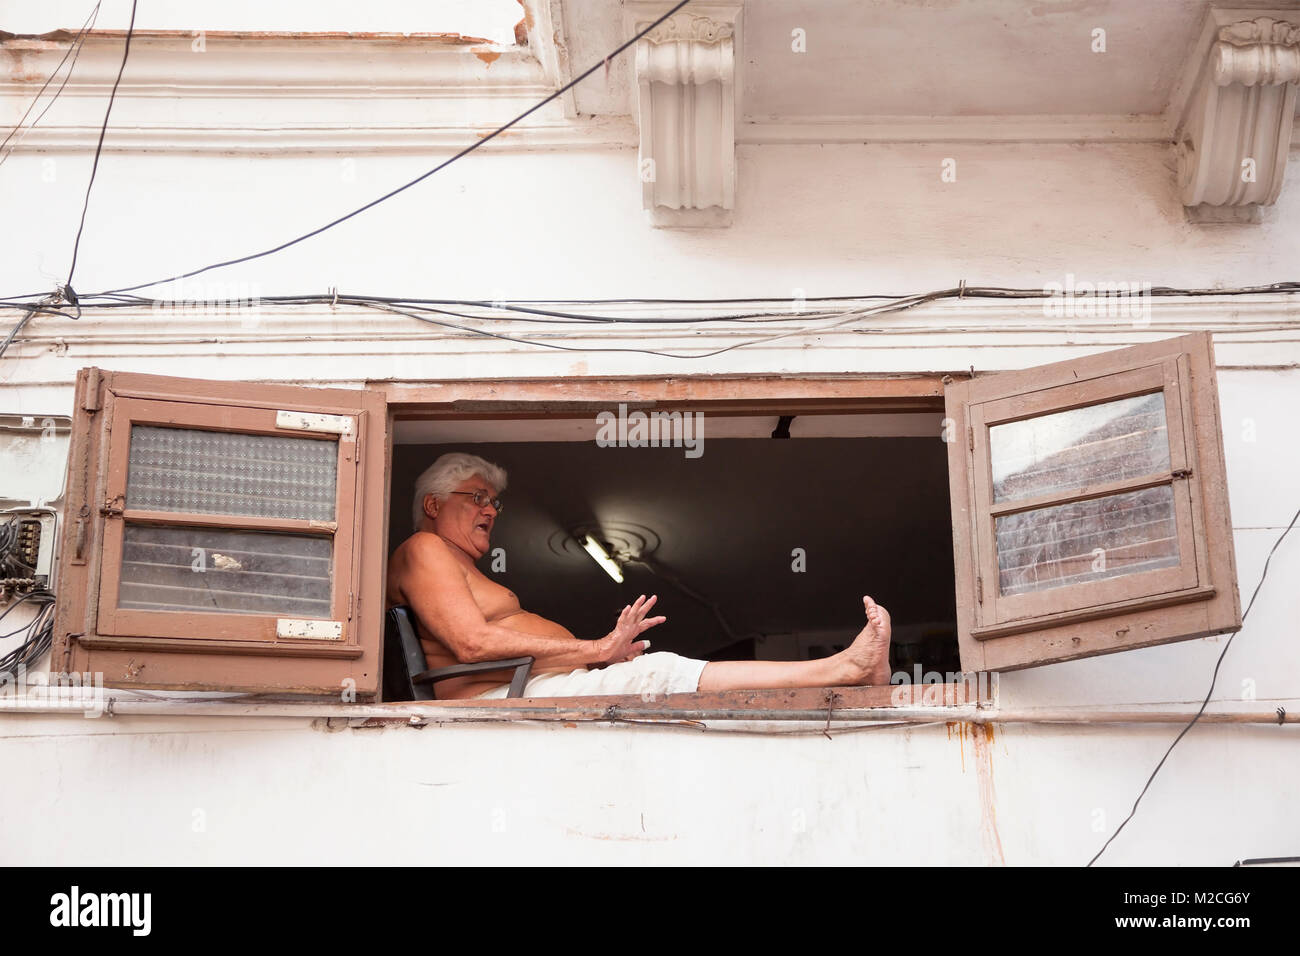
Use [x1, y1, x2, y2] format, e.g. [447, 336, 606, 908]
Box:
[389, 532, 472, 609]
[394, 531, 461, 569]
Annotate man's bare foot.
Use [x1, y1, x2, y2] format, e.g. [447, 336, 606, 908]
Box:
[833, 595, 892, 686]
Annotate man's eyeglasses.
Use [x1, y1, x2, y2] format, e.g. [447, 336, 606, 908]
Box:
[449, 490, 504, 513]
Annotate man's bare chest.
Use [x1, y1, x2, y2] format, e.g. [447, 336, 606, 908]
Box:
[464, 571, 521, 621]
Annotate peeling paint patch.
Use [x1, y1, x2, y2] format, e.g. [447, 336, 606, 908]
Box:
[310, 716, 349, 733]
[475, 48, 501, 66]
[514, 0, 534, 46]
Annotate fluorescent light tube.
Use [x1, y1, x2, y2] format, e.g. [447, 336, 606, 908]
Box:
[581, 534, 624, 583]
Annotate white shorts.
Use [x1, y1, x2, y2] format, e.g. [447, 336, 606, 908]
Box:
[472, 651, 708, 700]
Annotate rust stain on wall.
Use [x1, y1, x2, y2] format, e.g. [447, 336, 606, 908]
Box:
[2, 47, 39, 84]
[946, 720, 966, 772]
[970, 722, 1006, 866]
[947, 720, 1005, 863]
[475, 49, 501, 65]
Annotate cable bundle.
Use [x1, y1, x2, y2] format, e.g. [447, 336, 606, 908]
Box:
[0, 590, 56, 680]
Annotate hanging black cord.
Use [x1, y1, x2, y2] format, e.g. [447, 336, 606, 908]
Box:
[0, 298, 73, 361]
[1087, 505, 1300, 866]
[0, 590, 57, 679]
[64, 0, 138, 292]
[91, 0, 693, 299]
[0, 1, 102, 165]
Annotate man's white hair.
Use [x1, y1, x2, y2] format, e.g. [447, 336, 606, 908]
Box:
[412, 452, 508, 530]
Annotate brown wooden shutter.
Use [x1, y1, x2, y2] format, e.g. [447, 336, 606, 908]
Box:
[945, 332, 1241, 672]
[52, 369, 388, 696]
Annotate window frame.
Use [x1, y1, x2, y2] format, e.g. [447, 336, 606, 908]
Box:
[96, 397, 358, 646]
[53, 369, 388, 696]
[969, 355, 1200, 627]
[378, 373, 975, 711]
[945, 331, 1241, 673]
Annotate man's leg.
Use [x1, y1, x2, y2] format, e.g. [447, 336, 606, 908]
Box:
[697, 595, 892, 692]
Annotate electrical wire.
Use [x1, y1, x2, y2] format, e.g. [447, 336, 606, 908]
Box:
[0, 593, 51, 640]
[89, 0, 694, 299]
[0, 298, 72, 361]
[0, 590, 57, 680]
[0, 1, 102, 166]
[77, 290, 849, 324]
[65, 0, 137, 291]
[5, 284, 1289, 307]
[3, 281, 1300, 361]
[6, 281, 1299, 325]
[1087, 504, 1300, 867]
[0, 293, 916, 359]
[344, 291, 950, 359]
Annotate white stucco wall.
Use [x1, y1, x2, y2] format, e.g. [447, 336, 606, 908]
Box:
[0, 706, 1292, 866]
[3, 142, 1299, 305]
[1, 39, 1297, 864]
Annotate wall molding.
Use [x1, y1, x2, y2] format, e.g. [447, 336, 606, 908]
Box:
[0, 30, 576, 155]
[3, 296, 1295, 418]
[3, 293, 1296, 358]
[1174, 8, 1300, 222]
[625, 1, 743, 227]
[6, 29, 1299, 156]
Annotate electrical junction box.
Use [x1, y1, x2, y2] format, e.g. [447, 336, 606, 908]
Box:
[0, 415, 71, 601]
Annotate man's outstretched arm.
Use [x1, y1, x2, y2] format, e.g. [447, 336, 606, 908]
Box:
[402, 535, 659, 667]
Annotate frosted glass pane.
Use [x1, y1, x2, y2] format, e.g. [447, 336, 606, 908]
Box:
[990, 393, 1169, 502]
[995, 485, 1179, 596]
[119, 525, 332, 617]
[127, 426, 337, 520]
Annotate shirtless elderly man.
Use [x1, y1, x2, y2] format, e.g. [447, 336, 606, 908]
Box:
[386, 452, 892, 700]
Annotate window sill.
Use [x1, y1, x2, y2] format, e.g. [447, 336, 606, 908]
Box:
[0, 683, 986, 723]
[4, 687, 1293, 727]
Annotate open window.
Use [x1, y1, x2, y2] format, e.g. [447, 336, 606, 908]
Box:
[52, 369, 388, 695]
[386, 399, 961, 695]
[51, 331, 1240, 705]
[945, 331, 1241, 671]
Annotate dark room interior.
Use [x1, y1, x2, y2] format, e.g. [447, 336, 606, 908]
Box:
[388, 413, 961, 677]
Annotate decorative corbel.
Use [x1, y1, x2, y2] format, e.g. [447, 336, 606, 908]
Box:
[625, 1, 743, 227]
[1175, 11, 1300, 223]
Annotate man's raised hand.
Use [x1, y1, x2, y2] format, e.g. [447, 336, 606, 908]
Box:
[597, 594, 666, 665]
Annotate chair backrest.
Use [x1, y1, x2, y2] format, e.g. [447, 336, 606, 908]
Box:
[383, 605, 436, 702]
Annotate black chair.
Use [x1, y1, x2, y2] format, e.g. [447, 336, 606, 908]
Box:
[383, 605, 534, 701]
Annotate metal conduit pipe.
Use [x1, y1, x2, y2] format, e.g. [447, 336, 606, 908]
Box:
[0, 696, 1295, 726]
